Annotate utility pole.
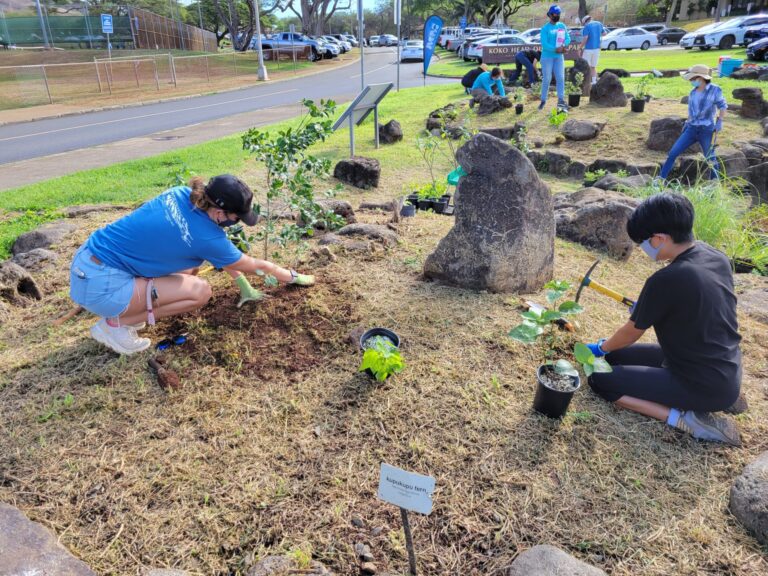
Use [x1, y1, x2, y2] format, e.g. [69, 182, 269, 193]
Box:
[357, 0, 364, 90]
[254, 0, 268, 80]
[34, 0, 50, 48]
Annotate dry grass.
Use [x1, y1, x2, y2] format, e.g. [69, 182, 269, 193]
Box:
[1, 178, 768, 575]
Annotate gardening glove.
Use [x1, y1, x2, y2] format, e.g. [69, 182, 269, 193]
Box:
[290, 269, 315, 286]
[586, 339, 608, 358]
[235, 274, 266, 308]
[715, 118, 723, 132]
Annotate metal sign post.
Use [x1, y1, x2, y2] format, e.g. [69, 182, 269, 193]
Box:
[253, 0, 268, 81]
[332, 83, 394, 157]
[101, 14, 113, 60]
[289, 23, 296, 73]
[395, 0, 401, 91]
[357, 0, 365, 90]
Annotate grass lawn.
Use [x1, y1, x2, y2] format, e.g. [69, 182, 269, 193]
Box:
[430, 46, 751, 77]
[1, 82, 767, 575]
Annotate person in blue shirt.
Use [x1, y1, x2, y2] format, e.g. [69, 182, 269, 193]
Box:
[70, 175, 315, 355]
[539, 5, 571, 112]
[470, 67, 506, 98]
[659, 64, 727, 181]
[579, 15, 605, 85]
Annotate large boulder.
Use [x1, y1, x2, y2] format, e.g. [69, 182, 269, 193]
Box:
[480, 123, 525, 141]
[567, 57, 592, 96]
[600, 68, 630, 78]
[716, 148, 750, 180]
[297, 199, 356, 229]
[738, 283, 768, 323]
[337, 223, 398, 246]
[627, 162, 661, 176]
[647, 116, 696, 153]
[732, 87, 768, 119]
[748, 162, 768, 204]
[377, 119, 403, 144]
[506, 545, 607, 576]
[593, 173, 652, 191]
[554, 188, 639, 260]
[333, 156, 381, 189]
[733, 142, 767, 166]
[472, 91, 513, 116]
[730, 452, 768, 545]
[0, 502, 96, 575]
[732, 67, 761, 80]
[11, 221, 76, 255]
[589, 72, 627, 107]
[562, 119, 605, 141]
[423, 133, 554, 293]
[544, 150, 571, 176]
[586, 158, 628, 174]
[11, 247, 59, 272]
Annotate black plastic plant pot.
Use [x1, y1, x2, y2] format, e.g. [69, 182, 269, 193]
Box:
[515, 103, 524, 115]
[407, 194, 420, 207]
[417, 199, 432, 211]
[568, 94, 581, 107]
[532, 365, 581, 419]
[432, 199, 448, 214]
[360, 328, 401, 379]
[400, 203, 416, 217]
[631, 98, 646, 113]
[440, 193, 452, 204]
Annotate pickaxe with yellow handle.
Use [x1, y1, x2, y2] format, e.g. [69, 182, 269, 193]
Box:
[575, 260, 636, 309]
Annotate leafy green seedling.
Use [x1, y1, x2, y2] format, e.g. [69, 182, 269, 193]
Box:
[359, 335, 404, 381]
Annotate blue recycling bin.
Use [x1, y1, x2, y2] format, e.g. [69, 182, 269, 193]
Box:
[719, 58, 744, 78]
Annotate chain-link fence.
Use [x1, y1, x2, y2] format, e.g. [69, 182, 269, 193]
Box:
[0, 49, 314, 109]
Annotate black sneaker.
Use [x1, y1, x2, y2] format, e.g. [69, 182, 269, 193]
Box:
[675, 411, 742, 447]
[538, 100, 546, 111]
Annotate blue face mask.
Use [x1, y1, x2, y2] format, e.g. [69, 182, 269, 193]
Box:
[640, 237, 664, 261]
[690, 79, 701, 88]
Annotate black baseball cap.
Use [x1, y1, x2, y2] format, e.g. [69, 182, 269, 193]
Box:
[204, 174, 257, 226]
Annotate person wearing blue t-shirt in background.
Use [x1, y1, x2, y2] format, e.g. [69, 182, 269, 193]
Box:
[70, 175, 315, 355]
[580, 15, 605, 85]
[539, 5, 571, 112]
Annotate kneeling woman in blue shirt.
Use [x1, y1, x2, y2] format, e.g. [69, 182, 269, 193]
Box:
[70, 174, 315, 355]
[660, 64, 727, 181]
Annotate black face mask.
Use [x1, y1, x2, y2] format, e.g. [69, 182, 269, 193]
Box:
[550, 14, 560, 22]
[217, 213, 239, 228]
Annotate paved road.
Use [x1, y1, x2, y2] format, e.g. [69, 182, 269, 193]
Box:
[0, 49, 451, 166]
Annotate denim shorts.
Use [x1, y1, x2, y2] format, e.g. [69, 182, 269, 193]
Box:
[70, 244, 135, 318]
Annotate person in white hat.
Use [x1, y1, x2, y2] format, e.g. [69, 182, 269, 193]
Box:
[659, 64, 727, 181]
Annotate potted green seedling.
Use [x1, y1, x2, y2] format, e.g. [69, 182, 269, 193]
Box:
[514, 88, 525, 115]
[631, 73, 654, 113]
[359, 328, 404, 381]
[567, 72, 584, 108]
[508, 281, 612, 418]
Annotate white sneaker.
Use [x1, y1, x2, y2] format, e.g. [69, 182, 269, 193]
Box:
[90, 318, 151, 355]
[129, 322, 146, 331]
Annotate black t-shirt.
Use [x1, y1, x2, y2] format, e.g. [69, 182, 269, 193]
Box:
[461, 67, 485, 87]
[521, 50, 542, 62]
[630, 242, 742, 391]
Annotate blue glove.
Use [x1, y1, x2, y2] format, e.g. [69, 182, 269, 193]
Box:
[715, 118, 723, 132]
[586, 339, 608, 358]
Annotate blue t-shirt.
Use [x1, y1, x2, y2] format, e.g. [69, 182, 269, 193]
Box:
[582, 21, 604, 50]
[471, 70, 506, 96]
[540, 22, 571, 59]
[87, 186, 243, 277]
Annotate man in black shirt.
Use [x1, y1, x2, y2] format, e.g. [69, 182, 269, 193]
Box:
[506, 49, 542, 87]
[587, 193, 742, 446]
[461, 63, 488, 94]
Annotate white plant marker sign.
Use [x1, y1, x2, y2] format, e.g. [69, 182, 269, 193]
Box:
[377, 463, 435, 575]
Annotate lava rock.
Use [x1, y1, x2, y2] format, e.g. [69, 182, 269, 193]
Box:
[0, 261, 43, 305]
[360, 562, 377, 575]
[11, 248, 58, 272]
[732, 67, 761, 80]
[11, 221, 76, 255]
[681, 95, 689, 104]
[471, 90, 513, 115]
[599, 68, 630, 78]
[567, 57, 592, 95]
[626, 162, 661, 176]
[730, 452, 768, 545]
[526, 150, 544, 170]
[567, 160, 587, 180]
[732, 87, 768, 119]
[0, 502, 96, 575]
[738, 284, 768, 323]
[646, 116, 696, 153]
[423, 133, 554, 293]
[297, 199, 356, 229]
[586, 158, 628, 174]
[593, 173, 652, 191]
[673, 156, 711, 184]
[377, 120, 403, 144]
[506, 545, 607, 576]
[545, 150, 571, 176]
[337, 224, 398, 246]
[716, 148, 750, 180]
[425, 117, 442, 131]
[590, 72, 627, 107]
[554, 188, 639, 260]
[562, 119, 605, 141]
[750, 138, 768, 152]
[479, 123, 525, 141]
[65, 204, 130, 218]
[732, 142, 766, 166]
[748, 162, 768, 204]
[333, 157, 381, 189]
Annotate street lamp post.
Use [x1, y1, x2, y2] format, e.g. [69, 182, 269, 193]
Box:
[254, 0, 268, 80]
[357, 0, 364, 90]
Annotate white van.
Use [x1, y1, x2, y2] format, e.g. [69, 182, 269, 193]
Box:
[439, 27, 461, 47]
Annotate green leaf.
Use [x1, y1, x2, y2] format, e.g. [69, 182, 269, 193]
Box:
[553, 359, 578, 377]
[558, 301, 584, 315]
[520, 310, 542, 322]
[508, 323, 544, 344]
[541, 310, 563, 323]
[545, 289, 564, 304]
[583, 362, 595, 377]
[574, 342, 594, 365]
[592, 358, 613, 373]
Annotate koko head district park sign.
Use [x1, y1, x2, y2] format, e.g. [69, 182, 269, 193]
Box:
[482, 44, 581, 64]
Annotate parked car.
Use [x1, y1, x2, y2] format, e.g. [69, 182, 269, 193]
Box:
[601, 27, 657, 50]
[379, 34, 399, 46]
[369, 35, 380, 46]
[455, 32, 497, 58]
[637, 23, 666, 34]
[744, 25, 768, 44]
[656, 27, 687, 45]
[400, 40, 424, 61]
[261, 32, 327, 61]
[520, 28, 541, 41]
[467, 34, 529, 62]
[747, 36, 768, 60]
[313, 36, 339, 58]
[331, 33, 357, 47]
[439, 26, 462, 47]
[680, 14, 768, 49]
[323, 35, 350, 52]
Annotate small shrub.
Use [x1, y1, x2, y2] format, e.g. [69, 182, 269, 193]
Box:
[548, 108, 568, 127]
[567, 72, 584, 95]
[584, 168, 607, 182]
[360, 335, 405, 381]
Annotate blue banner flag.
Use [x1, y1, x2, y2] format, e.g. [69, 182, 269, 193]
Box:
[423, 15, 443, 76]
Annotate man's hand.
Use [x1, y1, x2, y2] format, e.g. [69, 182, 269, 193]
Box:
[586, 339, 608, 357]
[235, 274, 267, 308]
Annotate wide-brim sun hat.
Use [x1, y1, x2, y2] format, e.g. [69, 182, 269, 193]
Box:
[681, 64, 712, 81]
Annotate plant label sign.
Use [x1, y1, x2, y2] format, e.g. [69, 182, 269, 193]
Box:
[377, 463, 435, 515]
